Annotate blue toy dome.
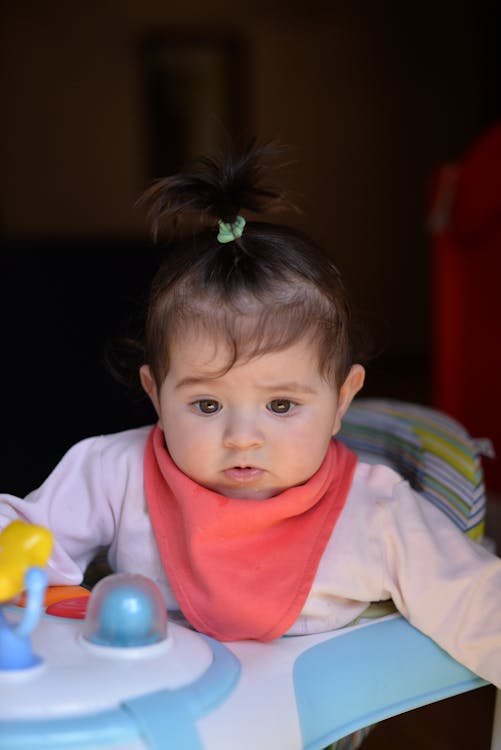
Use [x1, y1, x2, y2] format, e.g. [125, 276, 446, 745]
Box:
[83, 573, 167, 648]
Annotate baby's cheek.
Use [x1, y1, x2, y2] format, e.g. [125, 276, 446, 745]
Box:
[294, 432, 332, 471]
[170, 435, 213, 478]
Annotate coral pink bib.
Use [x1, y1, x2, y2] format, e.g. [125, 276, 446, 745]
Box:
[144, 425, 357, 641]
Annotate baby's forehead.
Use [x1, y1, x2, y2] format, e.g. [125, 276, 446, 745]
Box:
[168, 333, 229, 373]
[155, 294, 342, 387]
[166, 331, 324, 380]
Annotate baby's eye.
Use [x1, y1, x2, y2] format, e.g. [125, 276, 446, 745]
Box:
[193, 399, 221, 415]
[267, 399, 296, 414]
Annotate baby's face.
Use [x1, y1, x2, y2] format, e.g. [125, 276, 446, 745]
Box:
[142, 335, 363, 500]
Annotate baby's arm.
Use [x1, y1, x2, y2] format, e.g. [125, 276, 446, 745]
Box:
[379, 481, 501, 688]
[0, 435, 117, 586]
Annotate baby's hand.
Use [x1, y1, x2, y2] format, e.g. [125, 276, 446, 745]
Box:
[0, 521, 53, 602]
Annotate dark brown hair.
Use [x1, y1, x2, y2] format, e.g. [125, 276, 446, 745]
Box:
[139, 142, 355, 388]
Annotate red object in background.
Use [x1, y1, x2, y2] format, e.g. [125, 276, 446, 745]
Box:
[429, 122, 501, 491]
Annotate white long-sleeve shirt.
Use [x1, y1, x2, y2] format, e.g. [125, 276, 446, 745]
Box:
[1, 426, 500, 687]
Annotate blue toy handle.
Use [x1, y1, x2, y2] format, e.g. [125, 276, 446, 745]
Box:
[15, 567, 48, 638]
[0, 566, 48, 670]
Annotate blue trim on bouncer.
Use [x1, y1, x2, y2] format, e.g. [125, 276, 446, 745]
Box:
[293, 616, 487, 750]
[1, 635, 241, 750]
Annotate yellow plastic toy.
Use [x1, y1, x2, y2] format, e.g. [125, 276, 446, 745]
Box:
[0, 520, 53, 602]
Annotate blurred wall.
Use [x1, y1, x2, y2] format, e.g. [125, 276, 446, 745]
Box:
[0, 1, 497, 492]
[2, 2, 494, 337]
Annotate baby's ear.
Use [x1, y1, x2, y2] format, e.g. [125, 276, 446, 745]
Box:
[332, 364, 365, 434]
[139, 365, 161, 416]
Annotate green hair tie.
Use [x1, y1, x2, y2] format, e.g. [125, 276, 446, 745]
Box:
[217, 215, 246, 244]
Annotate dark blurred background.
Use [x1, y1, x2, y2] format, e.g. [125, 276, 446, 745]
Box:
[1, 1, 500, 496]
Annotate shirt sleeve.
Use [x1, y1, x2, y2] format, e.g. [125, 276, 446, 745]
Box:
[379, 479, 501, 688]
[0, 435, 117, 585]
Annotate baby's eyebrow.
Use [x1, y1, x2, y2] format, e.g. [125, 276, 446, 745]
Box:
[175, 374, 221, 389]
[175, 377, 318, 395]
[256, 382, 318, 395]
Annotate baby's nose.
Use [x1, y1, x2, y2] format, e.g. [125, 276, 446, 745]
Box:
[223, 413, 264, 450]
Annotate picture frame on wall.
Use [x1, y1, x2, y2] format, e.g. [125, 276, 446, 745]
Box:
[138, 33, 247, 179]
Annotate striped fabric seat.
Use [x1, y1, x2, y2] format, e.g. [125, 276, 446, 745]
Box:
[339, 399, 486, 540]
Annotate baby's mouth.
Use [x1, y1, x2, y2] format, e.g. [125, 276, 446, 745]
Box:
[223, 466, 264, 483]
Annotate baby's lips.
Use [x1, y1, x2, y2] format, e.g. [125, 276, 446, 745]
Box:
[223, 467, 264, 482]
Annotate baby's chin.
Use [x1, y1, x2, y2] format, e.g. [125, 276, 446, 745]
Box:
[195, 473, 312, 501]
[198, 478, 285, 501]
[211, 484, 278, 501]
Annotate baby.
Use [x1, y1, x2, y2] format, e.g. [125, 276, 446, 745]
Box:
[1, 143, 500, 688]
